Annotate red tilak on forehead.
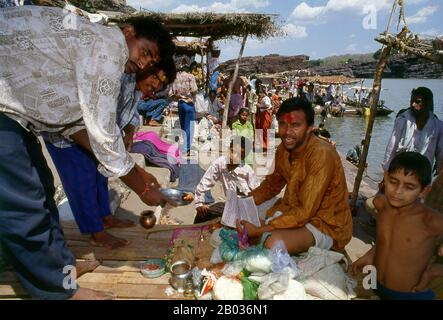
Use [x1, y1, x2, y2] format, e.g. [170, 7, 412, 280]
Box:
[281, 113, 298, 123]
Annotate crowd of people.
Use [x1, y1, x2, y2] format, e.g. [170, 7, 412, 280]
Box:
[0, 2, 443, 301]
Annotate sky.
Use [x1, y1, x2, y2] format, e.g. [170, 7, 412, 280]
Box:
[126, 0, 442, 62]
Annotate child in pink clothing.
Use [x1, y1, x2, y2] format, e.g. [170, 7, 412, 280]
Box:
[134, 131, 181, 164]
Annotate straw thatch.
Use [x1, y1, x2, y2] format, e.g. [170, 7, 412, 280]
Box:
[32, 0, 136, 13]
[107, 11, 282, 40]
[31, 1, 282, 41]
[173, 39, 207, 55]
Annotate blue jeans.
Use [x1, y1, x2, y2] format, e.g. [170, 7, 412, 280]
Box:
[0, 113, 76, 299]
[178, 100, 196, 153]
[137, 99, 168, 121]
[45, 143, 111, 234]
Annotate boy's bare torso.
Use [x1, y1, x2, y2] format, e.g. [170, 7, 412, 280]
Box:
[374, 195, 437, 292]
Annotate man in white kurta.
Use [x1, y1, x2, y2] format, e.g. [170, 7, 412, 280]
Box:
[382, 87, 443, 173]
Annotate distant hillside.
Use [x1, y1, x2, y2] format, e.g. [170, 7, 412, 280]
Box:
[310, 53, 375, 68]
[310, 52, 443, 79]
[218, 52, 442, 79]
[218, 54, 309, 75]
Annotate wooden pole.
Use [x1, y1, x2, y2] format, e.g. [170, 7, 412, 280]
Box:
[222, 33, 248, 129]
[206, 39, 212, 97]
[350, 45, 392, 210]
[200, 46, 206, 93]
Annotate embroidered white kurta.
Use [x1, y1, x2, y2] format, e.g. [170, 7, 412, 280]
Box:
[0, 6, 134, 177]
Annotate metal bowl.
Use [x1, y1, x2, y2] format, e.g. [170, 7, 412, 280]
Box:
[140, 259, 166, 278]
[160, 188, 194, 206]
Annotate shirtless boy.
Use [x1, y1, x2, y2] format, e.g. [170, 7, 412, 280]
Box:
[353, 151, 443, 300]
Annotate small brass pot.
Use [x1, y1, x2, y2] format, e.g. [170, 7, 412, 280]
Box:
[139, 210, 156, 229]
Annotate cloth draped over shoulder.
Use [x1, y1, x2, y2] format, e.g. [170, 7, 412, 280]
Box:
[251, 135, 353, 250]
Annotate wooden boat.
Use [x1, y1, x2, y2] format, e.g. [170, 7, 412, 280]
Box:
[333, 105, 362, 116]
[363, 105, 394, 117]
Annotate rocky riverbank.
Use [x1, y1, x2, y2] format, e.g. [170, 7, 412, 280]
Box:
[312, 54, 443, 79]
[219, 53, 443, 79]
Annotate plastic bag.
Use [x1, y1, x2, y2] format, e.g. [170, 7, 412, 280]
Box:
[300, 263, 356, 300]
[241, 276, 260, 300]
[295, 247, 356, 300]
[221, 261, 244, 277]
[213, 276, 244, 300]
[270, 240, 299, 276]
[196, 117, 211, 143]
[241, 247, 272, 274]
[210, 247, 223, 264]
[273, 279, 306, 300]
[257, 271, 291, 300]
[295, 247, 346, 279]
[218, 229, 241, 262]
[194, 93, 208, 114]
[218, 228, 272, 273]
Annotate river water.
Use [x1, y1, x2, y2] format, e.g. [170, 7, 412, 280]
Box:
[322, 78, 443, 182]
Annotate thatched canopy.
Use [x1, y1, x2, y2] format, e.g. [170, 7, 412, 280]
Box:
[173, 39, 208, 55]
[304, 75, 359, 85]
[33, 0, 136, 13]
[107, 12, 282, 40]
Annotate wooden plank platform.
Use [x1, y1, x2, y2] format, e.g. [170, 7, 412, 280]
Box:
[0, 220, 218, 300]
[1, 197, 441, 300]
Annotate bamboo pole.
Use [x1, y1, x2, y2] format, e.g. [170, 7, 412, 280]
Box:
[206, 39, 212, 96]
[222, 33, 248, 128]
[200, 45, 206, 93]
[350, 45, 392, 210]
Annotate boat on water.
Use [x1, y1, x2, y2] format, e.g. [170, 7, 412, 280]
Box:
[314, 103, 393, 117]
[363, 104, 394, 117]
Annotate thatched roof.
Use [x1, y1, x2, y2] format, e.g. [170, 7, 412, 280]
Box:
[173, 39, 208, 55]
[32, 1, 281, 41]
[107, 11, 282, 40]
[33, 0, 136, 13]
[304, 75, 359, 85]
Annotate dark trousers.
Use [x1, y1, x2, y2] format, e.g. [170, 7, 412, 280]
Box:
[178, 100, 196, 153]
[137, 99, 168, 122]
[0, 113, 76, 299]
[45, 142, 111, 234]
